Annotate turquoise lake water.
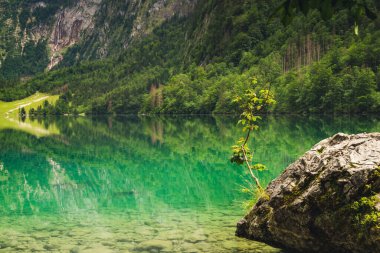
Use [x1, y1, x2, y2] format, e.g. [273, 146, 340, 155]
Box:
[0, 115, 379, 252]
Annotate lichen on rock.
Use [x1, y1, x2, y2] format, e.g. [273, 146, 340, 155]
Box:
[236, 133, 380, 253]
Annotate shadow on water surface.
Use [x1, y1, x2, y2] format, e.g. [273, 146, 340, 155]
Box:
[0, 115, 378, 252]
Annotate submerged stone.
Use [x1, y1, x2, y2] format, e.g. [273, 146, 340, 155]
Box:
[136, 239, 173, 252]
[237, 133, 380, 253]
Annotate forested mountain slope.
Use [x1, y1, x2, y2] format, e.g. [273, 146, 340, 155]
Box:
[0, 0, 379, 114]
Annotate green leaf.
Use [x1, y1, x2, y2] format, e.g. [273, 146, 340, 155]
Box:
[354, 22, 359, 36]
[252, 164, 267, 171]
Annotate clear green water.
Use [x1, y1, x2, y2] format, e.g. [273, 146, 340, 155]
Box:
[0, 115, 379, 253]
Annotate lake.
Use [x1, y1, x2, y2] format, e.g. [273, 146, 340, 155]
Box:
[0, 115, 379, 253]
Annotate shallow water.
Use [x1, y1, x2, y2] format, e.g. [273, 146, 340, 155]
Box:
[0, 115, 379, 252]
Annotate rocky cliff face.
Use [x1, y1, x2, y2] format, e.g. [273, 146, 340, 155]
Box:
[0, 0, 101, 71]
[237, 133, 380, 253]
[47, 0, 101, 69]
[0, 0, 196, 73]
[71, 0, 197, 60]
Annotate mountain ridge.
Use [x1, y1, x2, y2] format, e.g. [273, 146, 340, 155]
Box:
[0, 0, 379, 114]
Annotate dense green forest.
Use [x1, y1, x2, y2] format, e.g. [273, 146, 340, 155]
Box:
[0, 0, 379, 114]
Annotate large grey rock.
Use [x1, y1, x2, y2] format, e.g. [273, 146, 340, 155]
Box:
[237, 133, 380, 253]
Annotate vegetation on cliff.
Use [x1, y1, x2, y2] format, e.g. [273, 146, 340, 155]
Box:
[0, 0, 379, 115]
